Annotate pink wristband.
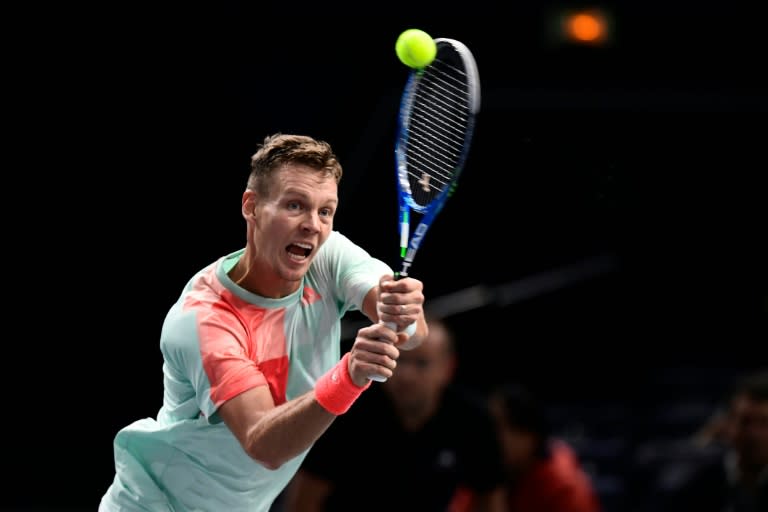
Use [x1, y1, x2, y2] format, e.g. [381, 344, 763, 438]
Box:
[315, 353, 371, 415]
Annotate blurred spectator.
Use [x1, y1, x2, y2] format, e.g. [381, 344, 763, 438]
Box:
[280, 316, 506, 512]
[662, 369, 768, 512]
[484, 383, 602, 512]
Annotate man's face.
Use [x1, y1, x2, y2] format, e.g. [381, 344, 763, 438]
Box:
[249, 164, 337, 294]
[383, 323, 454, 415]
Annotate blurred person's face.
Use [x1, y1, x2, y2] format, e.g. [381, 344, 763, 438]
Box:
[728, 394, 768, 470]
[383, 322, 455, 419]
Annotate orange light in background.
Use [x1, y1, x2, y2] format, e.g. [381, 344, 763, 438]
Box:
[564, 9, 609, 45]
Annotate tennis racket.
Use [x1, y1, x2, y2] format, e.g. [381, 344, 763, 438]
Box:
[370, 36, 481, 382]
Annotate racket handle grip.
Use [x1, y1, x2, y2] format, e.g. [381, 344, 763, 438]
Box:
[368, 321, 398, 382]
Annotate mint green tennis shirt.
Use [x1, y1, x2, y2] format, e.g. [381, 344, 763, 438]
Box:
[100, 231, 391, 511]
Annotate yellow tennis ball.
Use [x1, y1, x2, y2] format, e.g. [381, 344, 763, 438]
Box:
[395, 29, 437, 69]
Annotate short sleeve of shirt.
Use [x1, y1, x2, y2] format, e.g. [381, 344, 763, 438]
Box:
[315, 231, 393, 315]
[160, 298, 266, 421]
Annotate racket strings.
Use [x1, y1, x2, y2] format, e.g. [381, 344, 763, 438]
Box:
[404, 57, 473, 207]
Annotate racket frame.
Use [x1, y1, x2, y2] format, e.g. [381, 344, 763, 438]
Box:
[393, 37, 481, 277]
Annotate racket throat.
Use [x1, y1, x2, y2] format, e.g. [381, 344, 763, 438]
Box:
[399, 222, 428, 278]
[400, 249, 417, 277]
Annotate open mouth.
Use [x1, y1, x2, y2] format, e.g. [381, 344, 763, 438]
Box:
[286, 242, 313, 262]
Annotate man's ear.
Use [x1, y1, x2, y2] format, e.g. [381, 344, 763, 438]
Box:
[241, 189, 257, 218]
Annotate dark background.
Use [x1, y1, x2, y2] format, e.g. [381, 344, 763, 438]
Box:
[12, 1, 767, 509]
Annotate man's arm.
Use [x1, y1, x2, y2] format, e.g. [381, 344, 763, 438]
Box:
[217, 323, 400, 469]
[217, 386, 334, 470]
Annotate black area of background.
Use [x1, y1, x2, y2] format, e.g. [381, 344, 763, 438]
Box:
[10, 2, 767, 509]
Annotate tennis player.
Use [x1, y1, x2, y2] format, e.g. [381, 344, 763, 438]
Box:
[99, 133, 428, 511]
